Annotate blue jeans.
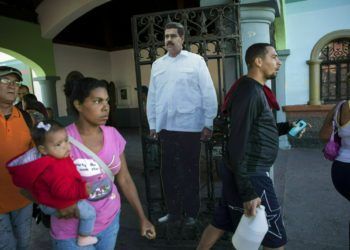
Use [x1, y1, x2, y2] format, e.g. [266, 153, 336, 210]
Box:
[0, 203, 33, 250]
[52, 211, 120, 250]
[40, 200, 96, 236]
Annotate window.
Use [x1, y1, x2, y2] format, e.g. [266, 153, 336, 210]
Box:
[320, 39, 350, 103]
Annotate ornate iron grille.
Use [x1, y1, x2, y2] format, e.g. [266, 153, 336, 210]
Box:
[131, 2, 241, 245]
[320, 39, 350, 103]
[320, 39, 350, 61]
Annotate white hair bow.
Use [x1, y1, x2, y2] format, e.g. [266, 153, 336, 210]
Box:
[37, 122, 51, 131]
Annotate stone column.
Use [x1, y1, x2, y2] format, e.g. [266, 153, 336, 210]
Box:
[241, 6, 276, 74]
[34, 76, 60, 118]
[240, 5, 277, 182]
[276, 49, 291, 149]
[307, 59, 322, 105]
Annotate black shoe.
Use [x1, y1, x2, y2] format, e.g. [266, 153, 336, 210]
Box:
[184, 217, 196, 226]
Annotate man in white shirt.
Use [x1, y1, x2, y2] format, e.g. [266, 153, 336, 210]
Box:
[147, 22, 218, 225]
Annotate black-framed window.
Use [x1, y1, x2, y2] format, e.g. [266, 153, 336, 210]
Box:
[320, 39, 350, 103]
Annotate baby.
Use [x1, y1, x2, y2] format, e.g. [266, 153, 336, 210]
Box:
[7, 121, 97, 247]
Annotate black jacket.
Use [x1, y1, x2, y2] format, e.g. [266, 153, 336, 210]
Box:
[226, 76, 290, 202]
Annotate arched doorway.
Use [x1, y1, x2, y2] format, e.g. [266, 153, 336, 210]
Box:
[320, 39, 350, 103]
[308, 29, 350, 105]
[0, 49, 46, 102]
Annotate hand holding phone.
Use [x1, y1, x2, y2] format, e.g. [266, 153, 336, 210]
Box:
[289, 120, 308, 137]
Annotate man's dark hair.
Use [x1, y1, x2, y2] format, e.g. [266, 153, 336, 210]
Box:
[165, 22, 185, 37]
[135, 85, 148, 95]
[245, 43, 273, 68]
[141, 85, 148, 95]
[64, 77, 108, 115]
[31, 120, 64, 147]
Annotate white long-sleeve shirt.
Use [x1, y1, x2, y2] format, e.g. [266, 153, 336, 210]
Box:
[147, 50, 218, 133]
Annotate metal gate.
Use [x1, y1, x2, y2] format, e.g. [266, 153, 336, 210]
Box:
[131, 1, 242, 244]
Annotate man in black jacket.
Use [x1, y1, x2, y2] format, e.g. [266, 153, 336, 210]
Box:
[197, 43, 292, 250]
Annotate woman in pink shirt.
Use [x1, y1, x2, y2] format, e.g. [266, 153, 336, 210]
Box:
[51, 77, 156, 249]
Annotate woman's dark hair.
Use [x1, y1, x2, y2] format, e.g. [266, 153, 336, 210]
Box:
[245, 43, 272, 68]
[64, 77, 108, 114]
[165, 22, 185, 37]
[23, 93, 37, 105]
[23, 93, 48, 118]
[31, 120, 64, 147]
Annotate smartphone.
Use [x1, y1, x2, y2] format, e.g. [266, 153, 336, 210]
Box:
[288, 120, 307, 137]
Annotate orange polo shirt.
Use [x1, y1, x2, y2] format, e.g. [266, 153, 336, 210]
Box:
[0, 107, 33, 213]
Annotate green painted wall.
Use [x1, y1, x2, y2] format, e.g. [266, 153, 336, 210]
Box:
[274, 0, 287, 50]
[0, 16, 56, 76]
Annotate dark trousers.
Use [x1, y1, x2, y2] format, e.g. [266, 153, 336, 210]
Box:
[332, 160, 350, 201]
[159, 130, 201, 218]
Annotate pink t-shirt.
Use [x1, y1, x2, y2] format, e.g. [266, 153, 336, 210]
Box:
[50, 124, 126, 240]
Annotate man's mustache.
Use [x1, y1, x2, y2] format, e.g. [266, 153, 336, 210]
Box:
[166, 42, 174, 46]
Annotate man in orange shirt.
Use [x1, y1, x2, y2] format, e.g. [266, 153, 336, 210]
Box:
[0, 66, 33, 249]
